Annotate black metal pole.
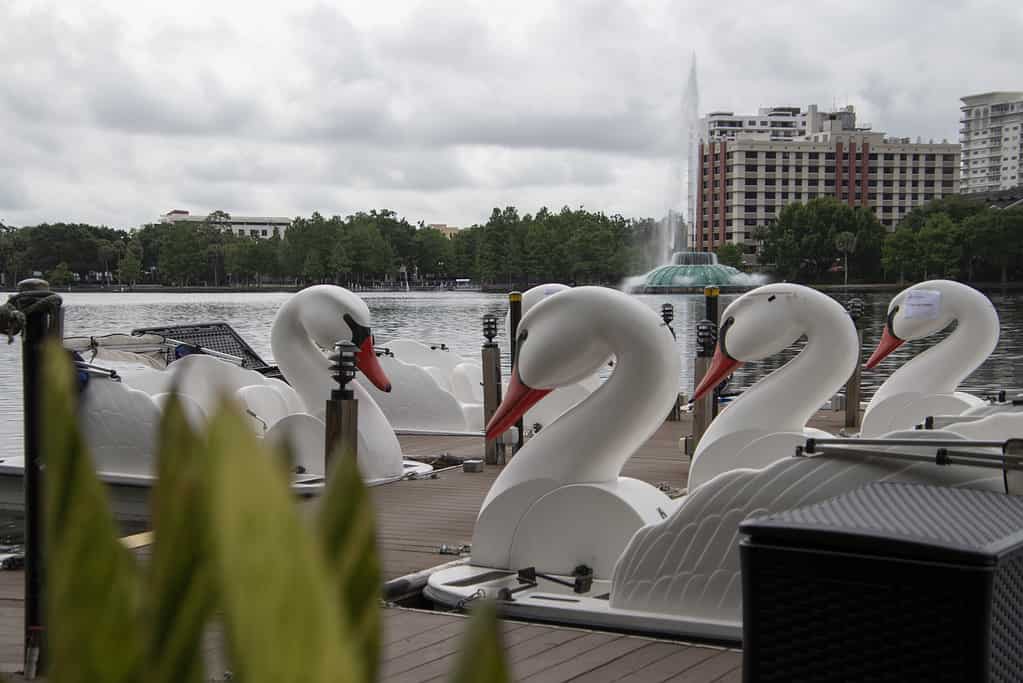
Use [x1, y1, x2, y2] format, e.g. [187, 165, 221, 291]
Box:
[703, 287, 721, 418]
[691, 319, 717, 453]
[325, 341, 358, 472]
[481, 315, 504, 465]
[13, 279, 62, 679]
[844, 298, 865, 431]
[508, 291, 524, 451]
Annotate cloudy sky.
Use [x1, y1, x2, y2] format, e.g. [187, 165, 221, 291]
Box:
[2, 0, 1021, 229]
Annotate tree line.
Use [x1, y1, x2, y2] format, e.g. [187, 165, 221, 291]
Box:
[0, 207, 678, 288]
[756, 196, 1023, 284]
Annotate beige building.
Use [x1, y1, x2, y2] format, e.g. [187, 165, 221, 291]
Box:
[693, 106, 960, 257]
[428, 223, 461, 239]
[159, 210, 291, 238]
[960, 91, 1023, 194]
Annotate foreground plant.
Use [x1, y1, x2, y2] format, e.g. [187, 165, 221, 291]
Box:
[41, 342, 508, 683]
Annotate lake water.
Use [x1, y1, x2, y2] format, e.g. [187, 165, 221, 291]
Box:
[3, 287, 1023, 458]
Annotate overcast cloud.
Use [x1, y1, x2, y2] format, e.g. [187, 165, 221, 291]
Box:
[2, 0, 1022, 229]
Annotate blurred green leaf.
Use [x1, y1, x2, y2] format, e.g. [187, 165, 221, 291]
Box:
[318, 447, 382, 683]
[42, 341, 145, 683]
[206, 402, 360, 683]
[448, 601, 509, 683]
[146, 394, 213, 683]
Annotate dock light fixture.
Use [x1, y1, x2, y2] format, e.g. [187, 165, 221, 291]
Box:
[330, 340, 358, 400]
[695, 319, 718, 358]
[482, 314, 498, 344]
[846, 297, 865, 327]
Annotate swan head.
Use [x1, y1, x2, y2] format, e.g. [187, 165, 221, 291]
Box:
[865, 280, 961, 369]
[485, 287, 620, 439]
[692, 284, 821, 400]
[292, 285, 392, 392]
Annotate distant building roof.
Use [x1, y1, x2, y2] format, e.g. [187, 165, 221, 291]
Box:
[966, 187, 1023, 210]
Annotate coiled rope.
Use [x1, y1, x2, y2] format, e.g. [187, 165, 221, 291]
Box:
[0, 292, 62, 343]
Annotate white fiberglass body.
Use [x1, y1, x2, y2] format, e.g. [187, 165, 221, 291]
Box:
[426, 283, 1004, 640]
[860, 280, 999, 437]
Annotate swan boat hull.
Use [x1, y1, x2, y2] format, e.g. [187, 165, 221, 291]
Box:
[424, 565, 740, 641]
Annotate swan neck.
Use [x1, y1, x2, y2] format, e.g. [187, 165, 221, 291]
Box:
[483, 305, 680, 505]
[869, 293, 998, 407]
[696, 305, 858, 450]
[271, 296, 332, 415]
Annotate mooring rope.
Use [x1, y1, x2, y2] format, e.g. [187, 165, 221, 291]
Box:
[0, 292, 62, 343]
[0, 299, 26, 344]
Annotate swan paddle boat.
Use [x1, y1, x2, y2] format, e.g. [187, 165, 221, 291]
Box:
[361, 283, 598, 435]
[860, 280, 1000, 436]
[425, 284, 1005, 640]
[0, 285, 431, 520]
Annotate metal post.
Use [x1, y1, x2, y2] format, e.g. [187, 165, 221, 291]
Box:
[1, 279, 63, 679]
[481, 315, 504, 465]
[845, 298, 865, 430]
[704, 286, 720, 324]
[690, 319, 717, 453]
[703, 287, 722, 418]
[661, 304, 682, 421]
[508, 291, 524, 451]
[325, 341, 359, 470]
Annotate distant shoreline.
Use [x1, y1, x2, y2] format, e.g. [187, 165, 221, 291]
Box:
[5, 281, 1023, 296]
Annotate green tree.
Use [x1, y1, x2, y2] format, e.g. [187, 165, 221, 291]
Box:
[715, 243, 744, 269]
[413, 228, 454, 278]
[834, 231, 857, 286]
[882, 226, 919, 284]
[449, 226, 482, 279]
[48, 261, 72, 286]
[757, 198, 884, 283]
[117, 238, 144, 286]
[963, 208, 1023, 283]
[917, 213, 964, 279]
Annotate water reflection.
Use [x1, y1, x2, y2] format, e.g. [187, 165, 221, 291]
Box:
[3, 287, 1023, 457]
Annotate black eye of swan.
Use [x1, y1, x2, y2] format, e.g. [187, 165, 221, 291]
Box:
[343, 313, 372, 347]
[886, 305, 902, 340]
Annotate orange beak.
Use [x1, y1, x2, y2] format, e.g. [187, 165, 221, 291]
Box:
[485, 369, 551, 440]
[865, 326, 905, 369]
[356, 337, 392, 392]
[693, 346, 742, 401]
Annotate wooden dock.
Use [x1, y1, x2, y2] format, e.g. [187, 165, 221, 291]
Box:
[0, 411, 852, 680]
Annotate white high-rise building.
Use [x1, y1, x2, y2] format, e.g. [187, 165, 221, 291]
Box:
[960, 92, 1023, 194]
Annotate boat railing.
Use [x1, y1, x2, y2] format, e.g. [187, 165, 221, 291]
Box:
[801, 436, 1023, 494]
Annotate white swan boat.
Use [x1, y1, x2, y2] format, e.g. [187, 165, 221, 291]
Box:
[0, 285, 431, 520]
[425, 284, 1005, 640]
[361, 283, 598, 435]
[861, 280, 1001, 436]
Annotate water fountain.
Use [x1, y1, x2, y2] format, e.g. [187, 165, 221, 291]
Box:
[624, 56, 766, 294]
[628, 251, 765, 293]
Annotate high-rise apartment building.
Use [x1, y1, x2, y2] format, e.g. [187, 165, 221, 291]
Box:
[960, 92, 1023, 194]
[692, 105, 960, 258]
